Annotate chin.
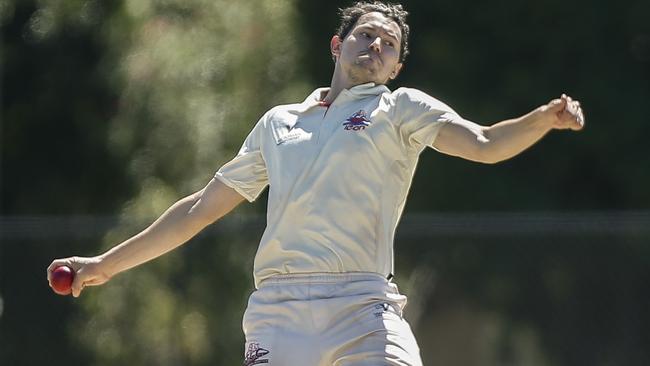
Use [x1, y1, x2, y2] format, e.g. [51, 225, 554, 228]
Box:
[346, 65, 388, 84]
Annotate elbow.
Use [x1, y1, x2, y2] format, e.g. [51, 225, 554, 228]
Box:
[473, 131, 512, 164]
[190, 213, 212, 231]
[184, 196, 215, 230]
[474, 155, 502, 165]
[475, 150, 505, 164]
[187, 198, 232, 228]
[475, 150, 509, 165]
[470, 140, 504, 165]
[187, 206, 216, 230]
[477, 157, 502, 165]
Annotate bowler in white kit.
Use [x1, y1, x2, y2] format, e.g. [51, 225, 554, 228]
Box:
[48, 2, 585, 365]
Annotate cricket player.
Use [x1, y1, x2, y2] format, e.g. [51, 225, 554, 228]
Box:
[48, 1, 584, 365]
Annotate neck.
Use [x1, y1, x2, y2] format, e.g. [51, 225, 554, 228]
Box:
[322, 62, 370, 104]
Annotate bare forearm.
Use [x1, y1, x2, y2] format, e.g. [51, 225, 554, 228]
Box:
[47, 178, 245, 297]
[98, 193, 210, 277]
[434, 95, 584, 164]
[95, 179, 245, 278]
[480, 109, 553, 163]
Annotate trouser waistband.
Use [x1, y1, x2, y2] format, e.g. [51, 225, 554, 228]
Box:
[258, 272, 388, 287]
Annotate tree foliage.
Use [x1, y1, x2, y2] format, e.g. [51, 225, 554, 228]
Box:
[3, 0, 305, 364]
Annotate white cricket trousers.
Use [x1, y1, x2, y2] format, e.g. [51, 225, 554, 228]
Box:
[242, 272, 423, 366]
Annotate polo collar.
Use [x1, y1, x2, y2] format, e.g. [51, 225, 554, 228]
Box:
[293, 83, 391, 114]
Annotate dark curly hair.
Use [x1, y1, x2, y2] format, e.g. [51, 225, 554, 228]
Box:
[336, 1, 410, 63]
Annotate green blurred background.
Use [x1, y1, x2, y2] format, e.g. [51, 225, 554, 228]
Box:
[1, 0, 649, 365]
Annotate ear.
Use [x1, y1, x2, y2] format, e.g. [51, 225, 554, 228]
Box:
[330, 35, 342, 60]
[389, 63, 403, 80]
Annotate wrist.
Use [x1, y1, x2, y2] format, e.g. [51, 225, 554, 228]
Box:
[97, 252, 118, 279]
[530, 106, 556, 130]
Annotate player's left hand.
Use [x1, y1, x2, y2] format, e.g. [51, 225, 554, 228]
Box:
[543, 93, 585, 131]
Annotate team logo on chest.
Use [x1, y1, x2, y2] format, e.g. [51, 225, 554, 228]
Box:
[343, 110, 371, 131]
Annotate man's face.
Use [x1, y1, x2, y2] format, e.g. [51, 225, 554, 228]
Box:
[332, 12, 403, 85]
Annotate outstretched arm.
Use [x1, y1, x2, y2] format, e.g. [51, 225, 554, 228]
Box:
[47, 177, 246, 297]
[433, 94, 584, 164]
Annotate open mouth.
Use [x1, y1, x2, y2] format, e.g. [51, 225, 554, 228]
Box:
[358, 53, 381, 64]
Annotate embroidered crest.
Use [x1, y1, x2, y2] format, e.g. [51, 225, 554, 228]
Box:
[374, 302, 390, 317]
[244, 342, 270, 365]
[343, 110, 371, 131]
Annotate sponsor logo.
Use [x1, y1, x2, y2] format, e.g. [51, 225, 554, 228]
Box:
[277, 131, 304, 144]
[373, 302, 390, 318]
[343, 110, 371, 131]
[244, 342, 270, 365]
[276, 129, 312, 145]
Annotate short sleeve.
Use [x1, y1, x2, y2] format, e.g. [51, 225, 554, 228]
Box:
[215, 115, 269, 202]
[394, 88, 463, 151]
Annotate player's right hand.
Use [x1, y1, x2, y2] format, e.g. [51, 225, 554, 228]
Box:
[543, 93, 585, 131]
[47, 256, 111, 297]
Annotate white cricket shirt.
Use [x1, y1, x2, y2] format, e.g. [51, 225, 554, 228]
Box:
[216, 83, 463, 287]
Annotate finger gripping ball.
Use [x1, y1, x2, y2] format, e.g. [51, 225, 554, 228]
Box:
[51, 266, 75, 295]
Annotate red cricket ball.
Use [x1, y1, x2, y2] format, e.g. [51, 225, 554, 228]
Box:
[51, 265, 75, 295]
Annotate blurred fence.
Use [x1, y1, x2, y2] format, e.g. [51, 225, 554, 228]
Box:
[2, 210, 650, 240]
